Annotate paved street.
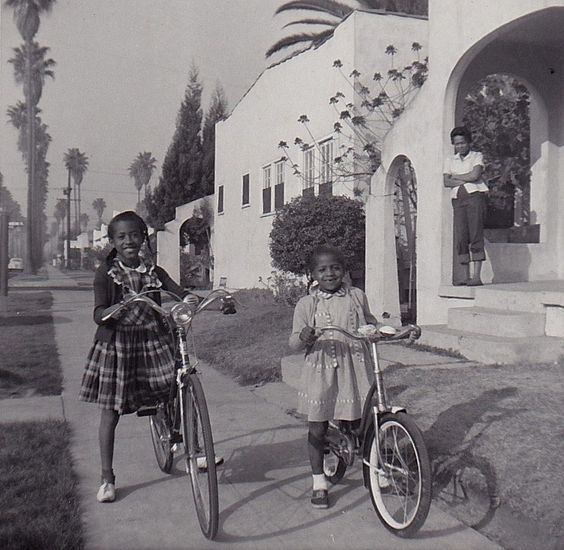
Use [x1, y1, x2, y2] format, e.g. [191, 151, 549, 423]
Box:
[44, 270, 502, 550]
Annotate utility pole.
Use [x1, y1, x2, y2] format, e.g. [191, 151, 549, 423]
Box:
[0, 206, 9, 297]
[64, 168, 72, 269]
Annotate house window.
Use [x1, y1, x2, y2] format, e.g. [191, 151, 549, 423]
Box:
[303, 147, 315, 195]
[274, 160, 285, 209]
[218, 185, 224, 213]
[242, 173, 250, 206]
[320, 140, 333, 184]
[262, 165, 272, 214]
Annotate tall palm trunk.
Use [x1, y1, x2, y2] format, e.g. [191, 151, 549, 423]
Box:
[25, 37, 35, 274]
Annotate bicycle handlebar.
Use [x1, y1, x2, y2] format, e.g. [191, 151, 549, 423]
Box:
[317, 324, 421, 342]
[101, 288, 236, 323]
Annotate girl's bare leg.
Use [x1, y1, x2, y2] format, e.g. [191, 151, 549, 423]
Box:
[308, 421, 328, 475]
[99, 409, 119, 482]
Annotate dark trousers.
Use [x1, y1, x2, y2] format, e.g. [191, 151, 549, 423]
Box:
[452, 189, 486, 265]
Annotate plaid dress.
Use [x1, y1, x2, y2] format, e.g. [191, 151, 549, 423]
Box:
[79, 261, 175, 414]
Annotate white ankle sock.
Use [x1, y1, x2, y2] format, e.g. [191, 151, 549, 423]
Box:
[313, 474, 328, 491]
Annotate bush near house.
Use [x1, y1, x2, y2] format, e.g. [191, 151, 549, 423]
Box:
[270, 194, 365, 276]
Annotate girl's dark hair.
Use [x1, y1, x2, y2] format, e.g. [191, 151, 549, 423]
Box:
[306, 245, 347, 291]
[450, 126, 472, 143]
[106, 210, 151, 264]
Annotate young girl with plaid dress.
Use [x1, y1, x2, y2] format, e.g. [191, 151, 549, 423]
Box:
[289, 245, 378, 509]
[79, 211, 198, 503]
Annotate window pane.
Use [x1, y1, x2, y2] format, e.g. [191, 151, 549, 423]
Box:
[263, 166, 271, 188]
[242, 173, 250, 205]
[262, 186, 272, 214]
[218, 185, 224, 213]
[274, 182, 284, 209]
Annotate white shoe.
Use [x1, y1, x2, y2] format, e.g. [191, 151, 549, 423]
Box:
[97, 481, 116, 503]
[196, 455, 224, 470]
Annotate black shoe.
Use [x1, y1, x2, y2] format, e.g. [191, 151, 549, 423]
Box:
[311, 489, 329, 509]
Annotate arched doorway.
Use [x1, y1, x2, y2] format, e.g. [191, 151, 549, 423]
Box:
[443, 6, 563, 284]
[391, 156, 417, 323]
[179, 215, 212, 289]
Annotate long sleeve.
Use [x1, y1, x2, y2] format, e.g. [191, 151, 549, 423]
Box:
[93, 267, 113, 326]
[289, 296, 312, 351]
[359, 290, 379, 325]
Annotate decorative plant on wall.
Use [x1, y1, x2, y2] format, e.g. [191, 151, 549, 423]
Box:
[278, 43, 428, 197]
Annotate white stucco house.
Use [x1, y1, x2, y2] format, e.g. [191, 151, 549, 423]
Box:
[159, 0, 564, 362]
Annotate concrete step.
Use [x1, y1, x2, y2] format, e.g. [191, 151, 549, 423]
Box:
[474, 281, 564, 313]
[448, 307, 546, 337]
[420, 324, 564, 364]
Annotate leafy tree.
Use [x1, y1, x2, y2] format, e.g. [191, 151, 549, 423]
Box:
[145, 66, 204, 229]
[270, 194, 365, 275]
[92, 197, 106, 228]
[128, 151, 157, 206]
[267, 0, 427, 58]
[79, 212, 89, 232]
[462, 74, 530, 227]
[201, 84, 228, 197]
[5, 0, 56, 273]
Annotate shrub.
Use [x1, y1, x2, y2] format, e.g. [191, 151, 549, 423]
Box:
[269, 194, 365, 275]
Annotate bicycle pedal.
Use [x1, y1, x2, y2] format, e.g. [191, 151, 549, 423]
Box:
[136, 406, 157, 417]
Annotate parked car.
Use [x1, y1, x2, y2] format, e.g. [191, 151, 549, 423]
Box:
[8, 257, 24, 271]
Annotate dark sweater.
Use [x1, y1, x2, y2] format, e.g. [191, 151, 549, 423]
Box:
[92, 262, 186, 343]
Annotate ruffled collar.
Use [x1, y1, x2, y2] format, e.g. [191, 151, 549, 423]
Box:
[312, 285, 347, 299]
[107, 257, 162, 289]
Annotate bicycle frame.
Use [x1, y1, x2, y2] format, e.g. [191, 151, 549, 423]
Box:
[320, 325, 419, 470]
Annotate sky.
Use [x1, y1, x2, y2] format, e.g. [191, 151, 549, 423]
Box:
[0, 0, 293, 225]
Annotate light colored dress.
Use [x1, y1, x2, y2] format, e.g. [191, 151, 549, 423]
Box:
[289, 286, 376, 422]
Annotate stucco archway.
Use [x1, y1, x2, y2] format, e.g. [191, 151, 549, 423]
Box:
[442, 6, 564, 285]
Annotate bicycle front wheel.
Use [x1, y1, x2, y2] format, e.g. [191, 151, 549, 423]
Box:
[364, 412, 432, 538]
[149, 402, 173, 473]
[182, 374, 219, 540]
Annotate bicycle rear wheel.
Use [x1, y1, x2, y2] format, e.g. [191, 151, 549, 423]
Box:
[182, 374, 219, 540]
[149, 402, 173, 473]
[364, 412, 431, 537]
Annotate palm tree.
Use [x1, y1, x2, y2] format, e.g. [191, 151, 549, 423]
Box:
[92, 197, 106, 229]
[63, 148, 89, 233]
[267, 0, 428, 58]
[8, 42, 55, 105]
[128, 152, 157, 207]
[53, 198, 66, 235]
[5, 0, 56, 273]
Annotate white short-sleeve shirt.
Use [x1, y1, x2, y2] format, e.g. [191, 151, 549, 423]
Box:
[444, 150, 488, 199]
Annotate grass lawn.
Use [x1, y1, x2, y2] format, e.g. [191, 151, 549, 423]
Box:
[0, 420, 84, 550]
[0, 292, 62, 398]
[190, 290, 294, 385]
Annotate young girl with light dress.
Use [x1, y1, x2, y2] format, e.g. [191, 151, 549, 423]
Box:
[79, 211, 199, 503]
[289, 245, 378, 509]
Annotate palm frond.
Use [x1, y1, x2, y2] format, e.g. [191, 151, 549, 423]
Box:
[266, 29, 334, 58]
[282, 18, 338, 29]
[275, 0, 352, 19]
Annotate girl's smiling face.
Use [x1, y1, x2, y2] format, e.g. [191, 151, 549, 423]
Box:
[110, 220, 144, 266]
[311, 253, 345, 293]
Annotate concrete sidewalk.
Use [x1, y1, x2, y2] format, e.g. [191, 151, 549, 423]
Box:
[52, 290, 501, 550]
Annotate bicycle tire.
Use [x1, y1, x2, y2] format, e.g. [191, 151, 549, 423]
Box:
[182, 374, 219, 540]
[363, 412, 432, 537]
[149, 402, 174, 474]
